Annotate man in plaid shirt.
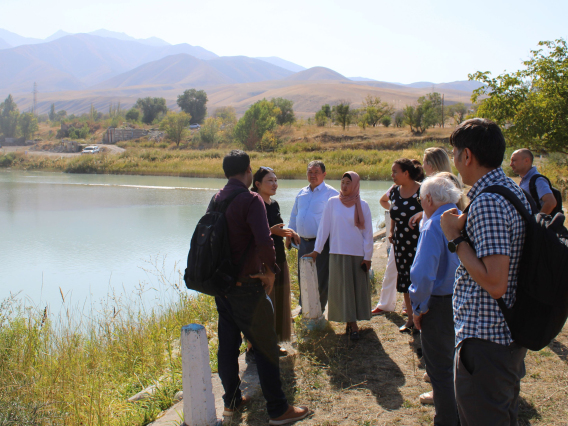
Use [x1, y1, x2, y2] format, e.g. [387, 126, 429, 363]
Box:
[441, 119, 530, 425]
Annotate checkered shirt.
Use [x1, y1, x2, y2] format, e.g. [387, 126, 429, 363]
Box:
[453, 168, 530, 346]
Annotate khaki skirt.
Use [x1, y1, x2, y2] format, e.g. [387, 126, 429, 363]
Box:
[328, 254, 371, 323]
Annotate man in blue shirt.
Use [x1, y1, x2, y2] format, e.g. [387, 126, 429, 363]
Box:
[510, 148, 557, 214]
[288, 160, 339, 311]
[410, 175, 461, 426]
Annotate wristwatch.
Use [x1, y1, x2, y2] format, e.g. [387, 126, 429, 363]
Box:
[448, 236, 466, 253]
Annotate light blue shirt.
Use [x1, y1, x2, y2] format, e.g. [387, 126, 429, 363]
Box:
[409, 203, 460, 316]
[288, 182, 339, 238]
[519, 166, 552, 201]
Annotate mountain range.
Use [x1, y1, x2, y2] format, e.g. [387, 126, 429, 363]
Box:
[0, 28, 483, 115]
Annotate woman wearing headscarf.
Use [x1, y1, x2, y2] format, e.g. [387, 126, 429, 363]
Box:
[304, 171, 373, 340]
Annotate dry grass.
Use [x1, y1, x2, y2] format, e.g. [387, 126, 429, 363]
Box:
[232, 281, 568, 426]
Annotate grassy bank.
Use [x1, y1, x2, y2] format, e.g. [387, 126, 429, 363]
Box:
[0, 264, 218, 426]
[0, 146, 434, 181]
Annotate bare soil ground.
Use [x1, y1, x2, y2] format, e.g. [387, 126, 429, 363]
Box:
[225, 239, 568, 426]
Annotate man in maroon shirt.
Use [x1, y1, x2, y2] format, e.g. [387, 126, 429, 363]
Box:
[213, 150, 310, 424]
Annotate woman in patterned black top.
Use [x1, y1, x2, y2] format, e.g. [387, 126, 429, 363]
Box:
[389, 158, 424, 333]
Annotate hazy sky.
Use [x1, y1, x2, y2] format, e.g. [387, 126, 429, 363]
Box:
[1, 0, 566, 83]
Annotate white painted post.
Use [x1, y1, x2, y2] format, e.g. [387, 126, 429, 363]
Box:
[181, 324, 218, 426]
[299, 258, 326, 330]
[385, 211, 392, 250]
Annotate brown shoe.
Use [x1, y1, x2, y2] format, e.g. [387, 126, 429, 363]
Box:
[419, 391, 434, 405]
[223, 395, 251, 417]
[269, 405, 310, 425]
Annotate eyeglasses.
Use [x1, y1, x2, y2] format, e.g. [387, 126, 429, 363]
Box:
[260, 166, 274, 172]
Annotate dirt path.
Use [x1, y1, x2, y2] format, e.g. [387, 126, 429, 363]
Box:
[1, 145, 125, 157]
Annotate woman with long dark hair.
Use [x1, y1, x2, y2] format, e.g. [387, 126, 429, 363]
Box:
[389, 158, 424, 333]
[251, 167, 296, 347]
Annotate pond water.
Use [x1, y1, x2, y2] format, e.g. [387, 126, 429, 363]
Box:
[0, 170, 392, 310]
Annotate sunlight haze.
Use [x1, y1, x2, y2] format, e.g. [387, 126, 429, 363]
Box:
[1, 0, 566, 83]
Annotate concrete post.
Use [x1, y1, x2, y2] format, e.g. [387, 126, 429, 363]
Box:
[181, 324, 218, 426]
[299, 258, 326, 329]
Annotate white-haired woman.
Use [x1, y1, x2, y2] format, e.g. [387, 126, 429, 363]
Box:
[409, 176, 462, 425]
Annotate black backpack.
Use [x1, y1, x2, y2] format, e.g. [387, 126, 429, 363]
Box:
[184, 188, 251, 297]
[529, 173, 564, 217]
[465, 185, 568, 351]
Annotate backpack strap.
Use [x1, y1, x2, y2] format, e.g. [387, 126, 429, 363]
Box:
[478, 185, 534, 222]
[529, 173, 553, 207]
[212, 187, 249, 213]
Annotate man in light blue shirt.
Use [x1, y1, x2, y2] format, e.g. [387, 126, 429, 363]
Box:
[510, 148, 557, 214]
[288, 160, 338, 311]
[410, 176, 461, 426]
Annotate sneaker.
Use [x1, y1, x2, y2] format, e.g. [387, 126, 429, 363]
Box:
[245, 348, 256, 365]
[423, 372, 431, 383]
[223, 395, 251, 416]
[269, 405, 310, 425]
[419, 391, 434, 405]
[371, 307, 386, 316]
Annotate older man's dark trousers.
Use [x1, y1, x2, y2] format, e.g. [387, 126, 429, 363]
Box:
[455, 337, 527, 426]
[298, 238, 330, 311]
[215, 282, 289, 419]
[421, 296, 459, 426]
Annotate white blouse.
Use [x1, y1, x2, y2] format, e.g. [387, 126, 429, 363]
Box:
[314, 196, 374, 261]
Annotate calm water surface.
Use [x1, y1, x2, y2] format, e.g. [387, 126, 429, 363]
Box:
[0, 170, 391, 309]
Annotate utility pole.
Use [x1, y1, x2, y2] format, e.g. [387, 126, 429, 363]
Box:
[441, 93, 444, 128]
[32, 82, 38, 116]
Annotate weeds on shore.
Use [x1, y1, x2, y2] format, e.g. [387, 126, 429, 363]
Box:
[0, 259, 218, 426]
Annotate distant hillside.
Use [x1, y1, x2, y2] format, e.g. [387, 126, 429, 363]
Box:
[285, 67, 349, 82]
[89, 29, 170, 47]
[207, 56, 293, 84]
[256, 57, 306, 73]
[94, 54, 293, 89]
[0, 29, 43, 47]
[0, 38, 11, 49]
[0, 34, 219, 92]
[93, 54, 232, 89]
[350, 77, 377, 82]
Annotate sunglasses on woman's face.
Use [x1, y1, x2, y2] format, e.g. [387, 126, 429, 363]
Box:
[260, 166, 274, 172]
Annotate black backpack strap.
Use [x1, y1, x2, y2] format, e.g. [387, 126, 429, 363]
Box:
[529, 174, 553, 207]
[478, 185, 533, 222]
[212, 187, 249, 213]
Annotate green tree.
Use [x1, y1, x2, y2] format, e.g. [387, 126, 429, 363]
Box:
[49, 104, 56, 121]
[0, 95, 20, 138]
[19, 112, 38, 140]
[321, 104, 332, 119]
[199, 117, 222, 145]
[135, 97, 168, 124]
[89, 103, 97, 122]
[125, 108, 140, 122]
[470, 39, 568, 153]
[177, 89, 208, 124]
[446, 103, 467, 125]
[213, 106, 237, 126]
[270, 97, 295, 125]
[233, 99, 279, 150]
[381, 116, 392, 127]
[56, 110, 67, 121]
[332, 102, 351, 130]
[394, 111, 404, 127]
[362, 95, 395, 127]
[315, 110, 328, 127]
[159, 111, 191, 146]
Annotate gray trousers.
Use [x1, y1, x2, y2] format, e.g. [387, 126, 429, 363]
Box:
[455, 338, 527, 426]
[421, 296, 459, 426]
[298, 238, 330, 312]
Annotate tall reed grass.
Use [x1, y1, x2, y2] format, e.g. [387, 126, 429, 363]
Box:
[0, 146, 431, 181]
[0, 260, 218, 426]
